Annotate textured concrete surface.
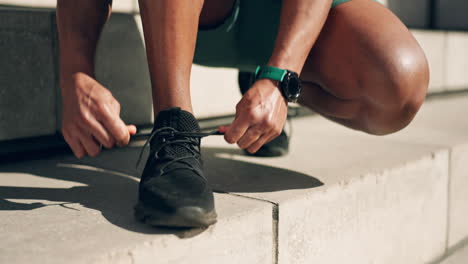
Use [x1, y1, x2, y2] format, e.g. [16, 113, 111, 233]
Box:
[0, 157, 273, 264]
[0, 8, 57, 141]
[386, 95, 468, 250]
[2, 94, 468, 263]
[384, 95, 468, 257]
[387, 95, 468, 146]
[449, 144, 468, 248]
[440, 241, 468, 264]
[277, 151, 447, 264]
[78, 95, 468, 263]
[200, 94, 466, 263]
[201, 119, 448, 264]
[412, 30, 446, 93]
[445, 32, 468, 91]
[442, 252, 468, 264]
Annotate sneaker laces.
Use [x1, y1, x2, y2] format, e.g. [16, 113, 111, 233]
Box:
[136, 127, 222, 178]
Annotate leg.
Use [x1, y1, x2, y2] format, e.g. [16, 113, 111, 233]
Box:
[138, 0, 235, 116]
[135, 0, 236, 228]
[300, 0, 429, 135]
[138, 0, 203, 115]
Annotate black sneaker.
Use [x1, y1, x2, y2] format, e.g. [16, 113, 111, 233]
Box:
[238, 71, 289, 157]
[134, 107, 218, 228]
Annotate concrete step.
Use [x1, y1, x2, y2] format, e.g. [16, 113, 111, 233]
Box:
[1, 94, 467, 263]
[439, 240, 468, 264]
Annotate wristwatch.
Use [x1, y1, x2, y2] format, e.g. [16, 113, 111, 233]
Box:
[254, 65, 302, 103]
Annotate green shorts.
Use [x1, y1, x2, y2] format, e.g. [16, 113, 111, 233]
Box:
[194, 0, 353, 72]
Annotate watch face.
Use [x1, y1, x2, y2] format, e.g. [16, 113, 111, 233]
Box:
[282, 72, 302, 102]
[288, 75, 301, 95]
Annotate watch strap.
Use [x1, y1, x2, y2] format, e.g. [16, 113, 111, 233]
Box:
[255, 66, 287, 82]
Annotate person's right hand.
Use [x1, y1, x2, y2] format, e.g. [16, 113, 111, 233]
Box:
[61, 72, 137, 158]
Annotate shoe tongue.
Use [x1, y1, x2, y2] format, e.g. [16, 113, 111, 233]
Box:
[154, 107, 200, 132]
[152, 107, 200, 157]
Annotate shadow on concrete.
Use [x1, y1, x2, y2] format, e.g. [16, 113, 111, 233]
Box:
[0, 146, 322, 235]
[202, 147, 323, 193]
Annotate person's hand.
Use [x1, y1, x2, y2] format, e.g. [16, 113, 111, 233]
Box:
[61, 72, 137, 158]
[219, 78, 287, 154]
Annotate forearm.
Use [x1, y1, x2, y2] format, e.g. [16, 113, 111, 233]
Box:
[268, 0, 332, 73]
[56, 0, 112, 81]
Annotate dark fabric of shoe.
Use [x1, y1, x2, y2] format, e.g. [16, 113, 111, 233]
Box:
[238, 71, 290, 157]
[135, 107, 219, 227]
[238, 71, 255, 95]
[245, 129, 289, 157]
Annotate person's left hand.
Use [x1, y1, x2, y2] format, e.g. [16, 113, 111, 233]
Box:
[219, 78, 288, 153]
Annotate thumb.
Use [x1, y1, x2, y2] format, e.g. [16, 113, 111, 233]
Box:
[127, 125, 137, 135]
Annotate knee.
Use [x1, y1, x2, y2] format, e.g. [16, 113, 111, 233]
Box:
[366, 97, 424, 136]
[363, 49, 429, 135]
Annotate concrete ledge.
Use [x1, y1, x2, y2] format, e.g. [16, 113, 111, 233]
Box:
[389, 95, 468, 247]
[0, 158, 273, 264]
[449, 143, 468, 248]
[2, 94, 467, 263]
[439, 240, 468, 264]
[0, 8, 57, 141]
[199, 111, 450, 263]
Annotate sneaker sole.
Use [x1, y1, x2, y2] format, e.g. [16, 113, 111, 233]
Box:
[134, 202, 217, 228]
